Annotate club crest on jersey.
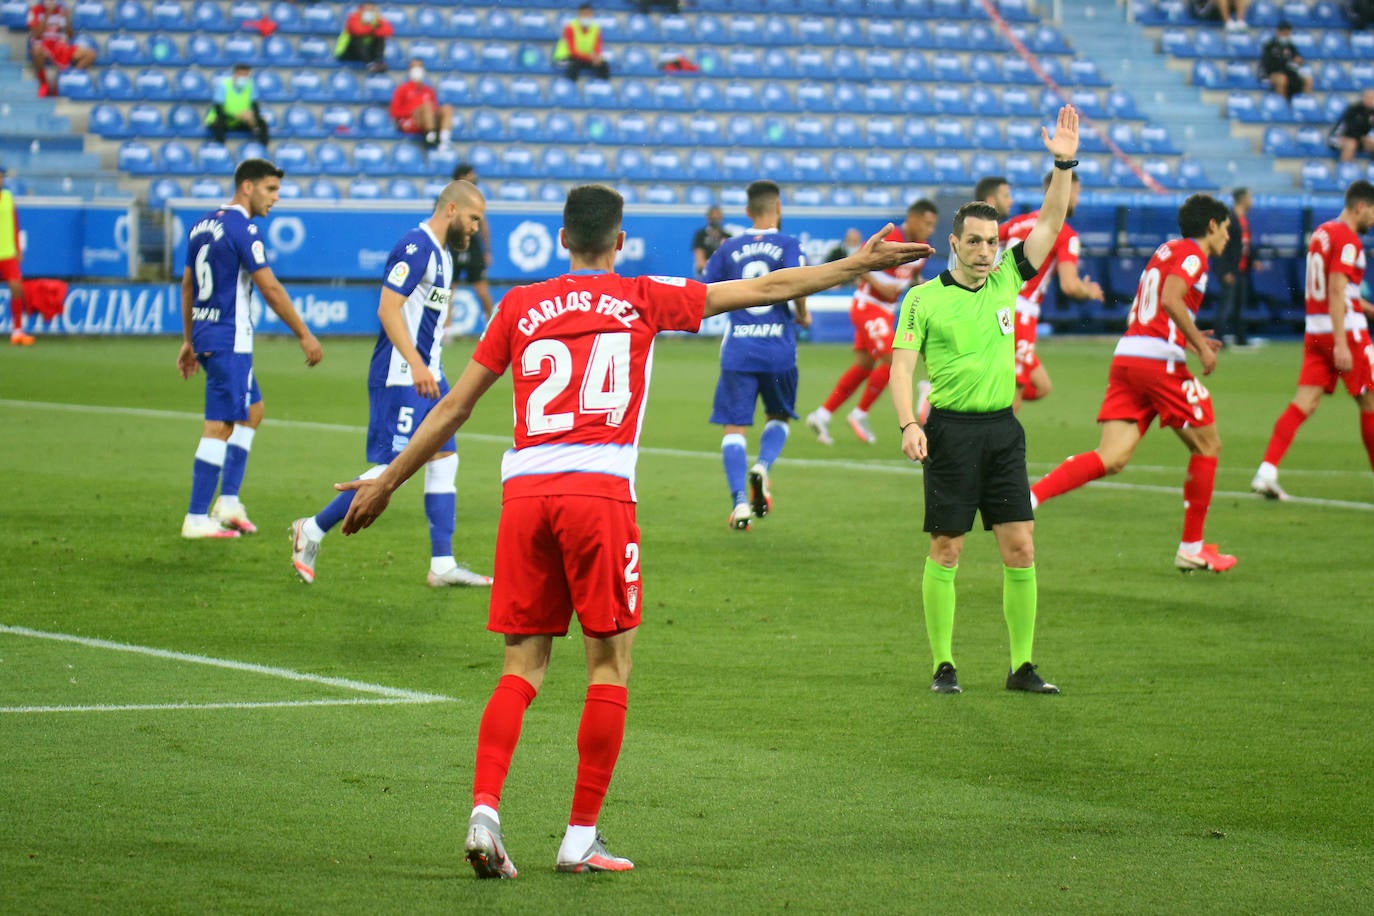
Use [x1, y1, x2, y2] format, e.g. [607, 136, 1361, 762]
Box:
[996, 307, 1013, 335]
[626, 583, 640, 613]
[387, 262, 410, 286]
[405, 243, 418, 255]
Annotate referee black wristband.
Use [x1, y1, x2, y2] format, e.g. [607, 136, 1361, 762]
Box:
[900, 421, 920, 433]
[1054, 158, 1078, 170]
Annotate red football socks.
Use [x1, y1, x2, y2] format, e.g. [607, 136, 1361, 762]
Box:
[471, 674, 537, 811]
[1360, 411, 1374, 473]
[1031, 450, 1106, 504]
[1262, 403, 1308, 467]
[857, 364, 891, 412]
[1181, 454, 1218, 544]
[568, 684, 628, 827]
[823, 364, 869, 413]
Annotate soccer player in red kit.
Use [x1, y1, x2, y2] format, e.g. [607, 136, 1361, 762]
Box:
[336, 185, 931, 879]
[806, 199, 936, 445]
[1252, 180, 1374, 500]
[1031, 194, 1237, 573]
[999, 170, 1104, 411]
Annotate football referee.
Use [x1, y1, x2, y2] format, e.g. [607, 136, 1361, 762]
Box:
[890, 105, 1081, 696]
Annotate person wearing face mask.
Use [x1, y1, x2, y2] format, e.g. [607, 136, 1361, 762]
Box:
[553, 3, 610, 82]
[205, 63, 268, 146]
[336, 2, 393, 74]
[290, 180, 493, 588]
[825, 228, 864, 263]
[390, 58, 454, 150]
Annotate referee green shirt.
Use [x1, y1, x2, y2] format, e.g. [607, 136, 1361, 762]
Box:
[893, 243, 1038, 414]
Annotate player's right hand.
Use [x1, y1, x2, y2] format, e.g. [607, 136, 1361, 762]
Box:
[176, 342, 198, 380]
[857, 224, 934, 272]
[411, 364, 440, 400]
[337, 478, 392, 535]
[901, 424, 928, 464]
[300, 333, 323, 366]
[1334, 338, 1353, 373]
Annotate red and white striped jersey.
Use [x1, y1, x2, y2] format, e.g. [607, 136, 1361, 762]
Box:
[999, 209, 1081, 316]
[1114, 238, 1208, 362]
[1304, 218, 1368, 335]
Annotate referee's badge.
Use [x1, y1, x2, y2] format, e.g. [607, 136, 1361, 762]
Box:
[996, 307, 1013, 335]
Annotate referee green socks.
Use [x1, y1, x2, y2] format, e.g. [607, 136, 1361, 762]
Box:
[1003, 564, 1038, 672]
[922, 557, 957, 675]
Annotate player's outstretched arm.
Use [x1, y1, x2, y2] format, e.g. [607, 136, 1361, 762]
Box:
[252, 267, 323, 366]
[338, 358, 501, 535]
[177, 268, 199, 379]
[1023, 106, 1080, 272]
[702, 224, 933, 317]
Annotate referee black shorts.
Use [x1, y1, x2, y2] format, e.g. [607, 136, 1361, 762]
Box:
[922, 406, 1034, 534]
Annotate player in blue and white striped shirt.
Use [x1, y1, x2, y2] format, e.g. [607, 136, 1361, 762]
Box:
[290, 180, 493, 587]
[177, 158, 322, 539]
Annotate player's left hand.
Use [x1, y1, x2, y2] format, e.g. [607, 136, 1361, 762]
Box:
[1042, 105, 1080, 161]
[176, 342, 198, 380]
[337, 478, 392, 535]
[299, 333, 323, 366]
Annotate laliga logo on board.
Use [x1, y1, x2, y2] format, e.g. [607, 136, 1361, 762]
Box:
[113, 214, 131, 253]
[448, 288, 481, 335]
[268, 217, 306, 256]
[509, 220, 553, 273]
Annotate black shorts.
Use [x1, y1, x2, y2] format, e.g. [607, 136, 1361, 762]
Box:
[922, 406, 1033, 533]
[453, 238, 486, 284]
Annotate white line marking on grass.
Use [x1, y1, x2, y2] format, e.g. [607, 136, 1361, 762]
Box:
[0, 625, 456, 714]
[3, 399, 1372, 511]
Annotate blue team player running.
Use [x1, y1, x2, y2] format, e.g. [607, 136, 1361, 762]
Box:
[290, 180, 493, 587]
[700, 180, 811, 531]
[178, 158, 323, 539]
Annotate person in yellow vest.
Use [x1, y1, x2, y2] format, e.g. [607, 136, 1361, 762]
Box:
[553, 3, 610, 82]
[206, 64, 269, 146]
[0, 164, 33, 346]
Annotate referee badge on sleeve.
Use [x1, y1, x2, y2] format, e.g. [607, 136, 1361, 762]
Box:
[996, 307, 1013, 335]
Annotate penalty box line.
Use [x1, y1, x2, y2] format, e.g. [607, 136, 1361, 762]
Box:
[0, 625, 456, 714]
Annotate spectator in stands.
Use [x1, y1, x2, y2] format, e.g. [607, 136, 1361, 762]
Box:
[390, 59, 454, 151]
[27, 0, 96, 99]
[1189, 0, 1249, 32]
[692, 206, 731, 275]
[825, 228, 864, 263]
[206, 64, 269, 147]
[1329, 88, 1374, 162]
[335, 2, 393, 74]
[974, 175, 1013, 219]
[0, 164, 33, 346]
[1349, 0, 1374, 30]
[554, 3, 610, 82]
[636, 0, 680, 10]
[1215, 187, 1254, 347]
[1259, 20, 1311, 101]
[446, 163, 495, 333]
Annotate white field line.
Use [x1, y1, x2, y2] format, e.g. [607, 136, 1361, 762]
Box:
[2, 398, 1372, 512]
[0, 625, 455, 714]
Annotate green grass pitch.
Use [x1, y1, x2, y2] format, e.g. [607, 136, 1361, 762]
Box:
[2, 335, 1372, 914]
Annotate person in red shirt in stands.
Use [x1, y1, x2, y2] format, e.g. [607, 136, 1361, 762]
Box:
[335, 3, 393, 74]
[389, 59, 454, 151]
[27, 0, 96, 98]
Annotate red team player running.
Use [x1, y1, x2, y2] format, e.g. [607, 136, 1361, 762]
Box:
[1030, 194, 1238, 573]
[806, 200, 937, 445]
[1251, 180, 1374, 500]
[999, 170, 1104, 411]
[336, 185, 931, 879]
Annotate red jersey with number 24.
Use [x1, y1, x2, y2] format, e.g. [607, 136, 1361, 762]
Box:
[473, 271, 706, 502]
[1115, 238, 1208, 362]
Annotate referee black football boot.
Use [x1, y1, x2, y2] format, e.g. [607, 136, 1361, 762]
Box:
[1006, 662, 1059, 694]
[930, 661, 962, 694]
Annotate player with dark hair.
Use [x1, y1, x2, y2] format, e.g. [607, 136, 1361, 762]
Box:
[1252, 179, 1374, 499]
[1000, 170, 1104, 410]
[177, 159, 323, 539]
[890, 106, 1081, 697]
[335, 184, 932, 878]
[973, 175, 1013, 219]
[806, 199, 936, 445]
[290, 181, 491, 587]
[701, 180, 810, 530]
[1031, 193, 1236, 573]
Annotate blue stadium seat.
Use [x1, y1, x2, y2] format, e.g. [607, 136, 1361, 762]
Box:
[758, 150, 791, 181]
[191, 0, 231, 32]
[901, 118, 933, 148]
[290, 70, 330, 104]
[297, 35, 333, 67]
[307, 179, 341, 201]
[1175, 158, 1210, 189]
[106, 33, 145, 66]
[860, 187, 895, 209]
[320, 105, 355, 135]
[654, 80, 692, 112]
[1000, 86, 1037, 118]
[96, 69, 136, 101]
[118, 140, 158, 174]
[508, 110, 540, 142]
[790, 186, 824, 207]
[584, 113, 612, 143]
[538, 182, 567, 204]
[1074, 158, 1108, 188]
[934, 120, 971, 149]
[268, 1, 300, 33]
[726, 48, 765, 79]
[115, 0, 148, 30]
[867, 18, 904, 48]
[1300, 160, 1340, 192]
[828, 187, 857, 209]
[127, 104, 169, 137]
[1109, 159, 1147, 189]
[620, 46, 655, 77]
[792, 115, 827, 149]
[864, 115, 899, 147]
[222, 34, 257, 66]
[719, 149, 756, 183]
[196, 142, 234, 175]
[643, 185, 678, 206]
[159, 140, 196, 175]
[655, 114, 688, 146]
[73, 0, 116, 30]
[933, 22, 972, 51]
[684, 185, 714, 208]
[790, 151, 826, 184]
[479, 43, 516, 74]
[1069, 90, 1108, 119]
[1139, 125, 1180, 154]
[498, 146, 538, 179]
[314, 141, 350, 176]
[1294, 126, 1329, 157]
[1107, 90, 1142, 119]
[328, 71, 361, 104]
[281, 105, 322, 139]
[830, 151, 861, 180]
[972, 121, 1009, 150]
[146, 33, 183, 65]
[761, 16, 792, 45]
[90, 103, 128, 138]
[723, 81, 763, 112]
[572, 148, 607, 180]
[616, 148, 651, 182]
[795, 81, 833, 113]
[348, 177, 383, 200]
[900, 84, 935, 115]
[351, 142, 387, 174]
[931, 85, 970, 115]
[392, 142, 428, 177]
[361, 73, 395, 105]
[1004, 120, 1041, 151]
[168, 103, 201, 136]
[1290, 95, 1323, 123]
[146, 177, 183, 209]
[863, 84, 901, 114]
[540, 147, 574, 181]
[862, 151, 897, 184]
[832, 116, 861, 147]
[1004, 153, 1037, 185]
[968, 86, 1004, 117]
[1192, 60, 1222, 89]
[237, 140, 268, 162]
[615, 112, 650, 145]
[687, 115, 724, 147]
[189, 177, 226, 198]
[254, 69, 290, 104]
[932, 53, 970, 82]
[185, 35, 225, 67]
[898, 151, 929, 184]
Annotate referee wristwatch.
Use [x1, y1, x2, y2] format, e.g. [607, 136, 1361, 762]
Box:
[1054, 158, 1078, 170]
